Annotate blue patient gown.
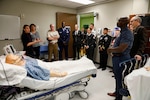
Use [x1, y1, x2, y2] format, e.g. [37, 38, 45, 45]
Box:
[25, 57, 50, 81]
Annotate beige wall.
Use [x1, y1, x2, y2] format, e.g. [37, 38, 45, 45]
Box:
[133, 0, 149, 14]
[0, 0, 76, 55]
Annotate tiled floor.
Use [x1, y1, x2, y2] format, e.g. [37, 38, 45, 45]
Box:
[71, 64, 130, 100]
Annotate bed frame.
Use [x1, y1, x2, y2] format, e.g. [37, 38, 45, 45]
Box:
[0, 75, 96, 100]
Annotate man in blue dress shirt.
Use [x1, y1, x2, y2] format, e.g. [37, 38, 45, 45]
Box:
[58, 22, 70, 60]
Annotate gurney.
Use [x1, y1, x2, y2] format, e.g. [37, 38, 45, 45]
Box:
[0, 56, 97, 100]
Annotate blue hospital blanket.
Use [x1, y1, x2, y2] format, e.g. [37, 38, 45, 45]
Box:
[25, 57, 50, 81]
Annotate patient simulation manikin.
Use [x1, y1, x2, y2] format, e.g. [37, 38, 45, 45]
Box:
[5, 54, 67, 81]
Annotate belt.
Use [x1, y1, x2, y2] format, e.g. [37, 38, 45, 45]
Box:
[49, 42, 57, 44]
[113, 53, 122, 57]
[113, 53, 129, 57]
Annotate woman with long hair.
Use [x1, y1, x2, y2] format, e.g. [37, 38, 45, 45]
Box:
[21, 25, 41, 58]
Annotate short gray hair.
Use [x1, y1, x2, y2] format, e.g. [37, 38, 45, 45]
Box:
[132, 16, 142, 23]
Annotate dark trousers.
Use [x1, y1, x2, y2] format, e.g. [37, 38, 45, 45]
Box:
[99, 51, 108, 68]
[73, 44, 80, 59]
[112, 54, 130, 100]
[59, 44, 68, 60]
[33, 46, 40, 59]
[86, 47, 94, 61]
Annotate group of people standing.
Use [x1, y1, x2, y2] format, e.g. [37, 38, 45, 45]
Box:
[47, 22, 97, 62]
[21, 22, 98, 62]
[20, 16, 147, 100]
[47, 22, 70, 61]
[107, 16, 147, 100]
[72, 23, 96, 61]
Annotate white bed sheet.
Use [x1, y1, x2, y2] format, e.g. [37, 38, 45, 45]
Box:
[19, 56, 97, 90]
[125, 58, 150, 100]
[0, 56, 97, 90]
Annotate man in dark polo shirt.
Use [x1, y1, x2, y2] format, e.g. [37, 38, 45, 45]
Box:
[107, 17, 134, 100]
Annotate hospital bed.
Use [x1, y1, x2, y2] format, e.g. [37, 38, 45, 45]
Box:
[0, 55, 97, 100]
[119, 54, 149, 99]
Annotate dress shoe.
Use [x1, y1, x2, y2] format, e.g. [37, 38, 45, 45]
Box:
[107, 92, 116, 97]
[119, 88, 130, 96]
[112, 75, 115, 77]
[97, 66, 102, 69]
[102, 68, 106, 71]
[109, 70, 113, 72]
[73, 58, 75, 60]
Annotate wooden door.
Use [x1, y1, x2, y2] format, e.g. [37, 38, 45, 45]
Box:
[56, 12, 77, 58]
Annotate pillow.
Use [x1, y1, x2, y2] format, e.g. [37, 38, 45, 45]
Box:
[0, 55, 27, 85]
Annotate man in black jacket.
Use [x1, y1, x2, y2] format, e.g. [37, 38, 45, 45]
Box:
[98, 28, 112, 70]
[58, 22, 70, 60]
[84, 28, 96, 61]
[72, 24, 82, 60]
[130, 16, 147, 60]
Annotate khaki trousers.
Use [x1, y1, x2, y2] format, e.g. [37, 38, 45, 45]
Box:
[48, 43, 58, 61]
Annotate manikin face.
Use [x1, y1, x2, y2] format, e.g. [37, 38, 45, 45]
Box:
[5, 54, 25, 66]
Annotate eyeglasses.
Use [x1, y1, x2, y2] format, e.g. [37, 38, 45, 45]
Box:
[13, 55, 24, 64]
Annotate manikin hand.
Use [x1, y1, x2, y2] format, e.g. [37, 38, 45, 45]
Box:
[145, 67, 150, 71]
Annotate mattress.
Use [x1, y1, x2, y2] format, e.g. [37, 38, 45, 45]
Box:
[0, 56, 97, 90]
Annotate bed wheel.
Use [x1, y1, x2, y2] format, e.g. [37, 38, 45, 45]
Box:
[84, 82, 88, 86]
[69, 92, 75, 99]
[78, 90, 89, 99]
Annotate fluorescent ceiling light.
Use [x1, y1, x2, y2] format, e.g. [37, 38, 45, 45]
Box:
[68, 0, 95, 5]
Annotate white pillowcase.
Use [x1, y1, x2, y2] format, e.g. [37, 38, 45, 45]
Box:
[0, 55, 27, 85]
